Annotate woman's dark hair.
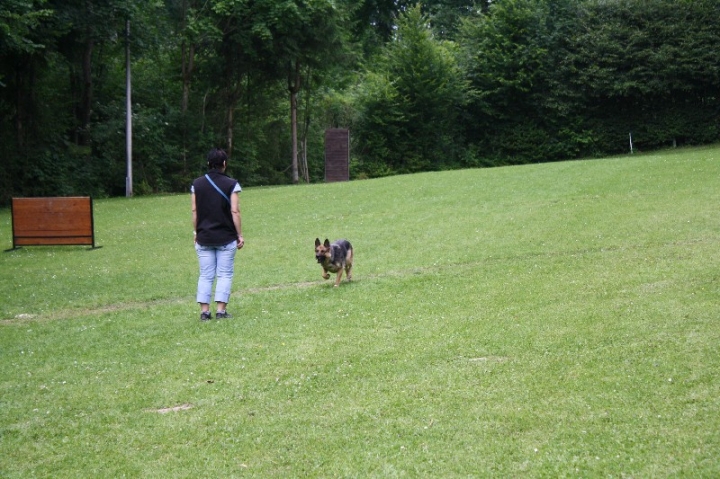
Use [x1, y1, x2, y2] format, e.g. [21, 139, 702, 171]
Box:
[207, 148, 228, 169]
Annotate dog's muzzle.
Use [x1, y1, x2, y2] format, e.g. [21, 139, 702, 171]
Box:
[316, 255, 325, 263]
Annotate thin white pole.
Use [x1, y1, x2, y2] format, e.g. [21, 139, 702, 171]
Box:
[125, 19, 133, 197]
[629, 132, 633, 154]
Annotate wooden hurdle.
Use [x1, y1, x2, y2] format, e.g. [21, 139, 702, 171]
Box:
[10, 197, 99, 249]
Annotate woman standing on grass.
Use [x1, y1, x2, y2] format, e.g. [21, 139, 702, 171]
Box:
[191, 148, 244, 321]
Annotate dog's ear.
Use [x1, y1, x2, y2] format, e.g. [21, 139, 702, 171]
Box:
[324, 239, 330, 247]
[315, 238, 321, 247]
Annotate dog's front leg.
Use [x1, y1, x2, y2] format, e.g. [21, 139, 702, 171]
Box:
[334, 269, 343, 287]
[322, 268, 330, 280]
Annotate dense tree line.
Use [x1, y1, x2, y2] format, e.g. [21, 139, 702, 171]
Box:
[1, 0, 718, 204]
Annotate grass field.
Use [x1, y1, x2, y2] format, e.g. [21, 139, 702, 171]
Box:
[1, 146, 719, 477]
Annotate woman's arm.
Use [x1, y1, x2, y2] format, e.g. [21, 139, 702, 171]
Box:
[191, 192, 198, 243]
[231, 192, 244, 248]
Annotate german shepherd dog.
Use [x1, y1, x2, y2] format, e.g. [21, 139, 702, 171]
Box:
[315, 238, 353, 287]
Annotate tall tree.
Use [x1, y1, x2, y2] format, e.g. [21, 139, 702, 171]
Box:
[166, 0, 221, 172]
[425, 0, 485, 39]
[458, 0, 567, 163]
[0, 1, 54, 202]
[211, 0, 344, 183]
[354, 4, 469, 175]
[0, 0, 52, 147]
[563, 0, 720, 151]
[270, 0, 344, 184]
[0, 1, 52, 68]
[49, 0, 132, 146]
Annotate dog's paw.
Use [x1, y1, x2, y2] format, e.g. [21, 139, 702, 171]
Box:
[322, 273, 330, 280]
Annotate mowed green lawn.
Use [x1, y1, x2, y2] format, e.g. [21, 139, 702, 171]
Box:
[1, 146, 719, 477]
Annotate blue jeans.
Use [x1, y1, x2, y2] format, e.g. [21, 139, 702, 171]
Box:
[195, 240, 237, 304]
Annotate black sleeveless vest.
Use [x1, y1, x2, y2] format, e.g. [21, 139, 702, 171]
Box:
[193, 170, 239, 246]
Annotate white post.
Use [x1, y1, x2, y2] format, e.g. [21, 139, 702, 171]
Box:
[125, 19, 133, 197]
[629, 132, 633, 154]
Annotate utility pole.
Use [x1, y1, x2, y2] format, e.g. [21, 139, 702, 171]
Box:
[125, 18, 133, 197]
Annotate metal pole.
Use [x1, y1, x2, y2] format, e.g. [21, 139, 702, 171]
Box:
[125, 19, 133, 197]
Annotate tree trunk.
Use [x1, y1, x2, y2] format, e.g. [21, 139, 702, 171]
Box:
[13, 55, 39, 150]
[226, 101, 234, 157]
[181, 41, 195, 171]
[300, 67, 313, 183]
[288, 60, 302, 184]
[78, 37, 94, 146]
[181, 42, 195, 114]
[224, 80, 243, 157]
[14, 76, 23, 148]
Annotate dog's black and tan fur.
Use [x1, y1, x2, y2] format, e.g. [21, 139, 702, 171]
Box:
[315, 238, 353, 287]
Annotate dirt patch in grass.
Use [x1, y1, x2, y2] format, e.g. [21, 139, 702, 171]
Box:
[153, 404, 193, 414]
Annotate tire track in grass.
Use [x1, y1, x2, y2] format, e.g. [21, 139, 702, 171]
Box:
[2, 237, 714, 323]
[1, 280, 342, 323]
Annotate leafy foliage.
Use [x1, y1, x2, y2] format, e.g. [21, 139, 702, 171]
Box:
[0, 0, 719, 203]
[457, 0, 720, 163]
[352, 5, 470, 176]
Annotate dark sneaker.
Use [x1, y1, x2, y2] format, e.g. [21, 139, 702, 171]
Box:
[215, 310, 232, 319]
[200, 311, 212, 321]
